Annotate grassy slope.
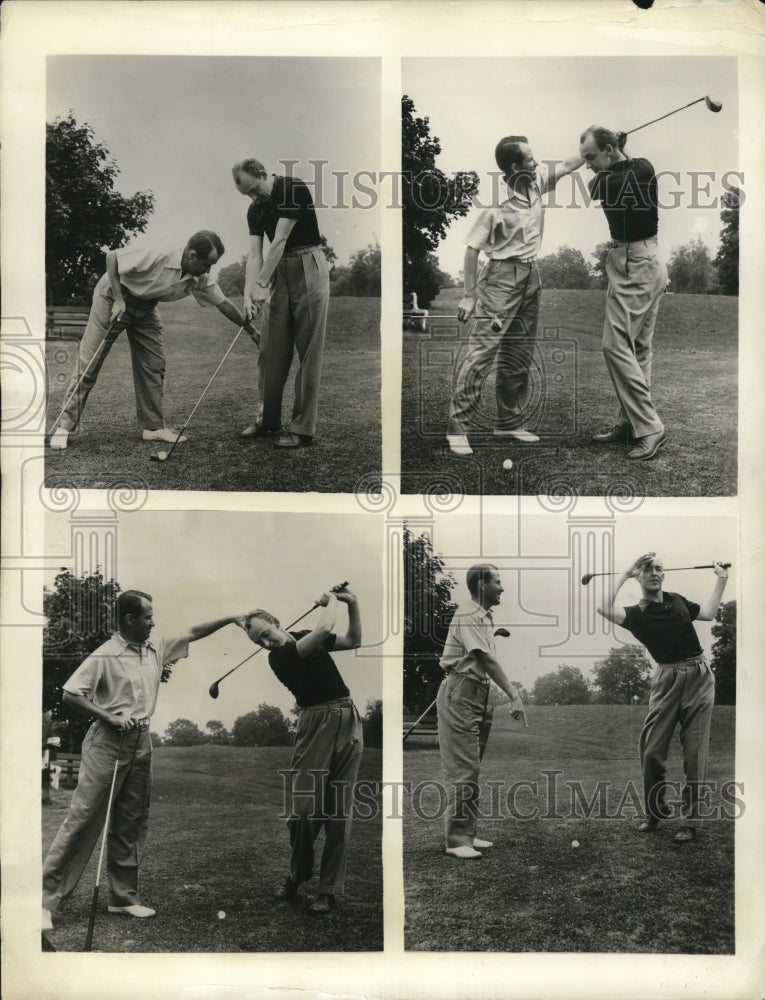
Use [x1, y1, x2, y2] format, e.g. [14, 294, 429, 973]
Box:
[404, 705, 735, 953]
[42, 744, 383, 953]
[45, 297, 381, 494]
[401, 288, 738, 496]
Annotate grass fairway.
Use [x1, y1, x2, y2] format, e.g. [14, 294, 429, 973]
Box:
[42, 744, 383, 953]
[401, 288, 737, 496]
[45, 297, 381, 493]
[404, 705, 735, 953]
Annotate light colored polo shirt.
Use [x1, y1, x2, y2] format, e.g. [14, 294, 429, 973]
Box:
[439, 601, 496, 680]
[115, 246, 226, 307]
[63, 633, 190, 720]
[465, 164, 551, 261]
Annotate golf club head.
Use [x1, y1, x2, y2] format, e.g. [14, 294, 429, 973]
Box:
[208, 682, 220, 699]
[705, 95, 722, 112]
[494, 628, 511, 638]
[581, 573, 595, 586]
[149, 450, 168, 463]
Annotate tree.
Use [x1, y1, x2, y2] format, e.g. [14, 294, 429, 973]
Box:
[164, 718, 206, 746]
[43, 569, 121, 750]
[710, 600, 736, 704]
[536, 246, 592, 290]
[403, 526, 457, 714]
[714, 187, 740, 296]
[330, 240, 381, 297]
[402, 95, 479, 308]
[592, 645, 652, 704]
[319, 235, 337, 271]
[667, 237, 720, 294]
[217, 255, 247, 297]
[532, 665, 591, 705]
[46, 113, 155, 303]
[150, 732, 164, 747]
[205, 720, 231, 745]
[363, 699, 383, 749]
[589, 243, 610, 289]
[231, 704, 293, 746]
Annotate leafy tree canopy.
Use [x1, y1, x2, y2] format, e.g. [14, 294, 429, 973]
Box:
[592, 644, 652, 704]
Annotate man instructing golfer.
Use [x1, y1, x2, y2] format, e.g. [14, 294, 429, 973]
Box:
[42, 591, 249, 931]
[580, 127, 668, 460]
[244, 588, 362, 913]
[232, 159, 331, 450]
[446, 136, 583, 456]
[437, 564, 525, 859]
[48, 231, 256, 450]
[598, 553, 729, 842]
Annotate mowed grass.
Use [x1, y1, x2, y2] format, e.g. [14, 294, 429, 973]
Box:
[401, 288, 737, 496]
[42, 744, 383, 953]
[404, 705, 735, 953]
[45, 296, 381, 493]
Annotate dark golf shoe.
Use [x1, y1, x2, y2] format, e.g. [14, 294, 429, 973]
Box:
[274, 877, 301, 901]
[591, 423, 635, 445]
[274, 432, 313, 449]
[308, 894, 336, 915]
[628, 429, 667, 461]
[637, 818, 661, 832]
[240, 423, 282, 439]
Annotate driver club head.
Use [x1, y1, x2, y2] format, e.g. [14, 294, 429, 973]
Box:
[581, 573, 595, 586]
[208, 682, 220, 699]
[705, 95, 723, 112]
[494, 628, 511, 638]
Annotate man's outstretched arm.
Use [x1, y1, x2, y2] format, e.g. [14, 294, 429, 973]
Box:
[696, 562, 729, 621]
[597, 552, 654, 625]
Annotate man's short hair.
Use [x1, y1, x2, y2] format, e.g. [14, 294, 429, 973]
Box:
[232, 158, 268, 179]
[466, 563, 499, 598]
[580, 125, 620, 151]
[187, 230, 225, 262]
[245, 609, 280, 631]
[494, 136, 529, 175]
[117, 590, 152, 628]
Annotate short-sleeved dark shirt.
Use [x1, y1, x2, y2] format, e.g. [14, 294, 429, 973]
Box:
[589, 157, 659, 242]
[622, 592, 703, 664]
[268, 630, 350, 708]
[247, 175, 322, 252]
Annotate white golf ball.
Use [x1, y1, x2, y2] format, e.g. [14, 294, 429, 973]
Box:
[502, 458, 514, 470]
[217, 910, 226, 919]
[571, 840, 580, 849]
[157, 450, 168, 460]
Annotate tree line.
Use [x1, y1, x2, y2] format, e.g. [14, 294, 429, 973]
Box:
[403, 527, 736, 714]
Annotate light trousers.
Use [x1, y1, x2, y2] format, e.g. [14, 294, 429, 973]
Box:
[638, 655, 715, 826]
[437, 673, 494, 848]
[42, 722, 152, 912]
[260, 248, 330, 437]
[59, 274, 166, 432]
[286, 698, 363, 895]
[447, 259, 541, 436]
[602, 241, 667, 438]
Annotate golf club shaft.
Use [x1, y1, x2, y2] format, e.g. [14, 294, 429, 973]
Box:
[403, 695, 439, 741]
[84, 730, 124, 952]
[160, 324, 248, 461]
[48, 317, 121, 437]
[584, 562, 731, 584]
[211, 581, 349, 691]
[626, 96, 705, 136]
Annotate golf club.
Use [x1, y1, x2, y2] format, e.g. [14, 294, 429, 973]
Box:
[581, 562, 731, 586]
[208, 581, 349, 698]
[46, 317, 121, 443]
[625, 94, 723, 137]
[403, 628, 514, 741]
[84, 730, 124, 952]
[149, 322, 253, 463]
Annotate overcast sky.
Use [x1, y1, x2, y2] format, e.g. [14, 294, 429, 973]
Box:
[422, 510, 737, 690]
[47, 56, 380, 271]
[44, 510, 383, 737]
[403, 56, 739, 279]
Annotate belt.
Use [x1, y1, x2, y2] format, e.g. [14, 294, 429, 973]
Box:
[447, 672, 489, 686]
[301, 697, 354, 712]
[657, 655, 705, 669]
[608, 237, 658, 249]
[133, 717, 152, 728]
[493, 256, 537, 265]
[282, 245, 319, 259]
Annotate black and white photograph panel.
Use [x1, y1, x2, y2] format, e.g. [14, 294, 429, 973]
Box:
[401, 56, 739, 497]
[402, 511, 737, 952]
[40, 509, 383, 952]
[44, 56, 381, 494]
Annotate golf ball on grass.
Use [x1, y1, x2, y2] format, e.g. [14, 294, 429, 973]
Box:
[217, 910, 226, 920]
[571, 840, 580, 849]
[502, 458, 514, 470]
[157, 450, 168, 461]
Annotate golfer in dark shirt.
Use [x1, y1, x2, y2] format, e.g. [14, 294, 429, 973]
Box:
[580, 127, 668, 461]
[245, 589, 362, 914]
[598, 553, 729, 842]
[232, 160, 331, 449]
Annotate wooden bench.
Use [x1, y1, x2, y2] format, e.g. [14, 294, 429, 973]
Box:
[46, 306, 89, 340]
[403, 291, 429, 332]
[59, 753, 82, 788]
[403, 717, 439, 744]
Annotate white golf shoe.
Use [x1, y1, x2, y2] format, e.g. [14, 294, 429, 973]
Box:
[494, 429, 540, 443]
[142, 428, 187, 444]
[472, 838, 494, 849]
[445, 845, 482, 859]
[446, 434, 473, 456]
[108, 904, 156, 918]
[49, 428, 69, 450]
